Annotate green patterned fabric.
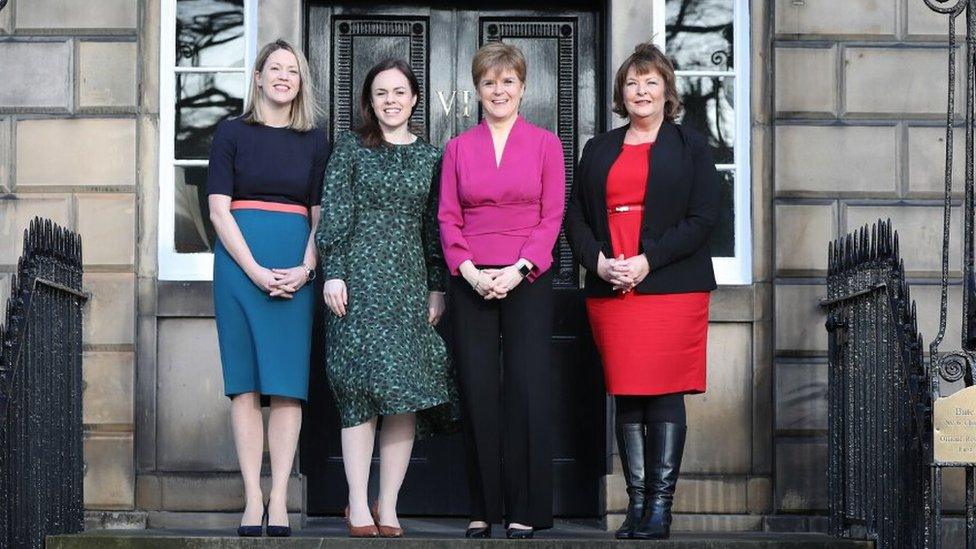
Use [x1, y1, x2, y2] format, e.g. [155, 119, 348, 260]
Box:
[315, 131, 459, 438]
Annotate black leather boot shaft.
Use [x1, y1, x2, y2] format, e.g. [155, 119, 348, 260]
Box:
[614, 423, 645, 539]
[632, 422, 687, 540]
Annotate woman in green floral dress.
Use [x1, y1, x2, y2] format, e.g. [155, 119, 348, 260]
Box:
[315, 58, 458, 538]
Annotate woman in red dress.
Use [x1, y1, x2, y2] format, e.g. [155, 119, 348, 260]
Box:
[565, 42, 720, 540]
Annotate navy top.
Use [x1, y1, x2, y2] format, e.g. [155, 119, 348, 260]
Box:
[206, 117, 331, 207]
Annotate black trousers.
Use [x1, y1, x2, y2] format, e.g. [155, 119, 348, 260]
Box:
[448, 271, 553, 529]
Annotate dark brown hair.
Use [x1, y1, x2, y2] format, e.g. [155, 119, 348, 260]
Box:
[355, 58, 421, 148]
[612, 42, 682, 121]
[471, 42, 527, 86]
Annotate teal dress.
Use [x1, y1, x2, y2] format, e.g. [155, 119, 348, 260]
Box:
[315, 131, 459, 437]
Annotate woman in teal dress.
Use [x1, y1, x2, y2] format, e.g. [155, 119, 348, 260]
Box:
[315, 58, 458, 538]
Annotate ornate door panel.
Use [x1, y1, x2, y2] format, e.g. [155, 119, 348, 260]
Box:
[303, 1, 604, 517]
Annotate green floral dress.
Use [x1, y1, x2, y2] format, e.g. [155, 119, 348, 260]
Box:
[315, 131, 459, 438]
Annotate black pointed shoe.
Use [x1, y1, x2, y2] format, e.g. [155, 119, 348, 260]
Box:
[237, 504, 266, 537]
[632, 422, 686, 540]
[614, 423, 646, 539]
[266, 504, 291, 537]
[506, 526, 534, 539]
[464, 524, 491, 538]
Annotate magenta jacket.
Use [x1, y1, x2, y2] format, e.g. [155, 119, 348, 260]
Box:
[438, 116, 566, 281]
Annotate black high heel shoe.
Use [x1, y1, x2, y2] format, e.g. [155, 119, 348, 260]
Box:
[266, 503, 292, 538]
[464, 523, 491, 538]
[506, 526, 534, 539]
[237, 503, 266, 537]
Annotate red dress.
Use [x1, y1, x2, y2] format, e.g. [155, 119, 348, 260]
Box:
[585, 142, 709, 396]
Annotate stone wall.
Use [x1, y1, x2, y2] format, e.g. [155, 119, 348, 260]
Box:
[0, 0, 147, 512]
[772, 0, 968, 529]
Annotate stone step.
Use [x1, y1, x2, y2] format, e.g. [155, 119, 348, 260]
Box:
[48, 518, 872, 549]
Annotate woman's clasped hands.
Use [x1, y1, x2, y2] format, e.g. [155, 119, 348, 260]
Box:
[247, 264, 310, 300]
[461, 261, 529, 300]
[597, 252, 649, 293]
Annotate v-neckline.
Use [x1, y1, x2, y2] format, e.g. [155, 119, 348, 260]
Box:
[485, 117, 518, 170]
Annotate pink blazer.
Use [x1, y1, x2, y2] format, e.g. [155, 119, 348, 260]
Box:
[438, 116, 566, 281]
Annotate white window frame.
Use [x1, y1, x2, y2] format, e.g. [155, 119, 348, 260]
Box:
[159, 0, 258, 280]
[654, 0, 752, 286]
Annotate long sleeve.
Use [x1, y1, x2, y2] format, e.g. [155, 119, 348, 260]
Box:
[423, 154, 447, 292]
[206, 120, 235, 197]
[640, 134, 720, 270]
[315, 132, 357, 281]
[564, 138, 608, 273]
[517, 132, 566, 280]
[437, 138, 474, 275]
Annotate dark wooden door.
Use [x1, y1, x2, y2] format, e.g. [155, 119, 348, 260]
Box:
[301, 0, 606, 517]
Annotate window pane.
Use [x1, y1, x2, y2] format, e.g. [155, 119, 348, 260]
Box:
[677, 75, 734, 164]
[174, 166, 217, 253]
[175, 72, 244, 159]
[177, 0, 245, 67]
[709, 170, 735, 258]
[665, 0, 734, 71]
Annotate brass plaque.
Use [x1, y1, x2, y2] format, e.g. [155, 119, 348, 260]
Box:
[934, 385, 976, 464]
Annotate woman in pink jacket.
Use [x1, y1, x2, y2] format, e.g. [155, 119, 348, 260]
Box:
[438, 42, 565, 540]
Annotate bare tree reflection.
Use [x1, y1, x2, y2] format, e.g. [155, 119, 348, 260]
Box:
[177, 0, 244, 67]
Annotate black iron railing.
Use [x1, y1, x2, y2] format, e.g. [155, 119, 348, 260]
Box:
[823, 219, 931, 549]
[0, 218, 87, 549]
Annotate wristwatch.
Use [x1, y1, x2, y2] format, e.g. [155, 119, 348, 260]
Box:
[303, 264, 316, 281]
[517, 262, 532, 278]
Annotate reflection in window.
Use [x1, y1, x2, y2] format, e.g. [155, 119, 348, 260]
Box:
[708, 170, 735, 258]
[665, 0, 733, 71]
[175, 72, 244, 159]
[174, 166, 216, 253]
[677, 76, 734, 165]
[177, 0, 244, 67]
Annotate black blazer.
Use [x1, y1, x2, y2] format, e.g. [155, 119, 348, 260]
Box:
[564, 121, 720, 297]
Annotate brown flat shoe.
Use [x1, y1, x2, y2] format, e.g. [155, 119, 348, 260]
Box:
[344, 505, 379, 538]
[371, 502, 405, 538]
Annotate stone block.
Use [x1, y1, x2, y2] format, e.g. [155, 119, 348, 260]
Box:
[15, 0, 137, 31]
[146, 511, 303, 530]
[845, 47, 960, 116]
[774, 0, 895, 37]
[764, 515, 808, 532]
[672, 477, 748, 514]
[671, 513, 764, 532]
[155, 473, 304, 512]
[775, 46, 837, 114]
[685, 323, 752, 474]
[75, 193, 136, 266]
[845, 204, 962, 276]
[258, 0, 303, 46]
[16, 118, 136, 188]
[84, 433, 135, 509]
[907, 0, 965, 38]
[156, 318, 237, 471]
[774, 361, 827, 432]
[0, 195, 72, 265]
[775, 125, 897, 196]
[0, 41, 71, 110]
[913, 283, 963, 352]
[0, 273, 10, 309]
[0, 117, 10, 192]
[775, 438, 828, 512]
[138, 116, 159, 277]
[136, 474, 162, 510]
[775, 202, 836, 274]
[141, 0, 160, 114]
[79, 41, 138, 108]
[908, 126, 965, 198]
[709, 285, 756, 322]
[83, 351, 134, 425]
[83, 273, 136, 346]
[84, 511, 147, 530]
[774, 283, 828, 354]
[748, 476, 772, 514]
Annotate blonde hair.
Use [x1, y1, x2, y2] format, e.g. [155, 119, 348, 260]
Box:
[243, 39, 321, 131]
[471, 42, 527, 86]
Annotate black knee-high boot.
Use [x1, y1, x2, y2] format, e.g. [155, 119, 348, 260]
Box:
[614, 424, 645, 539]
[632, 422, 686, 540]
